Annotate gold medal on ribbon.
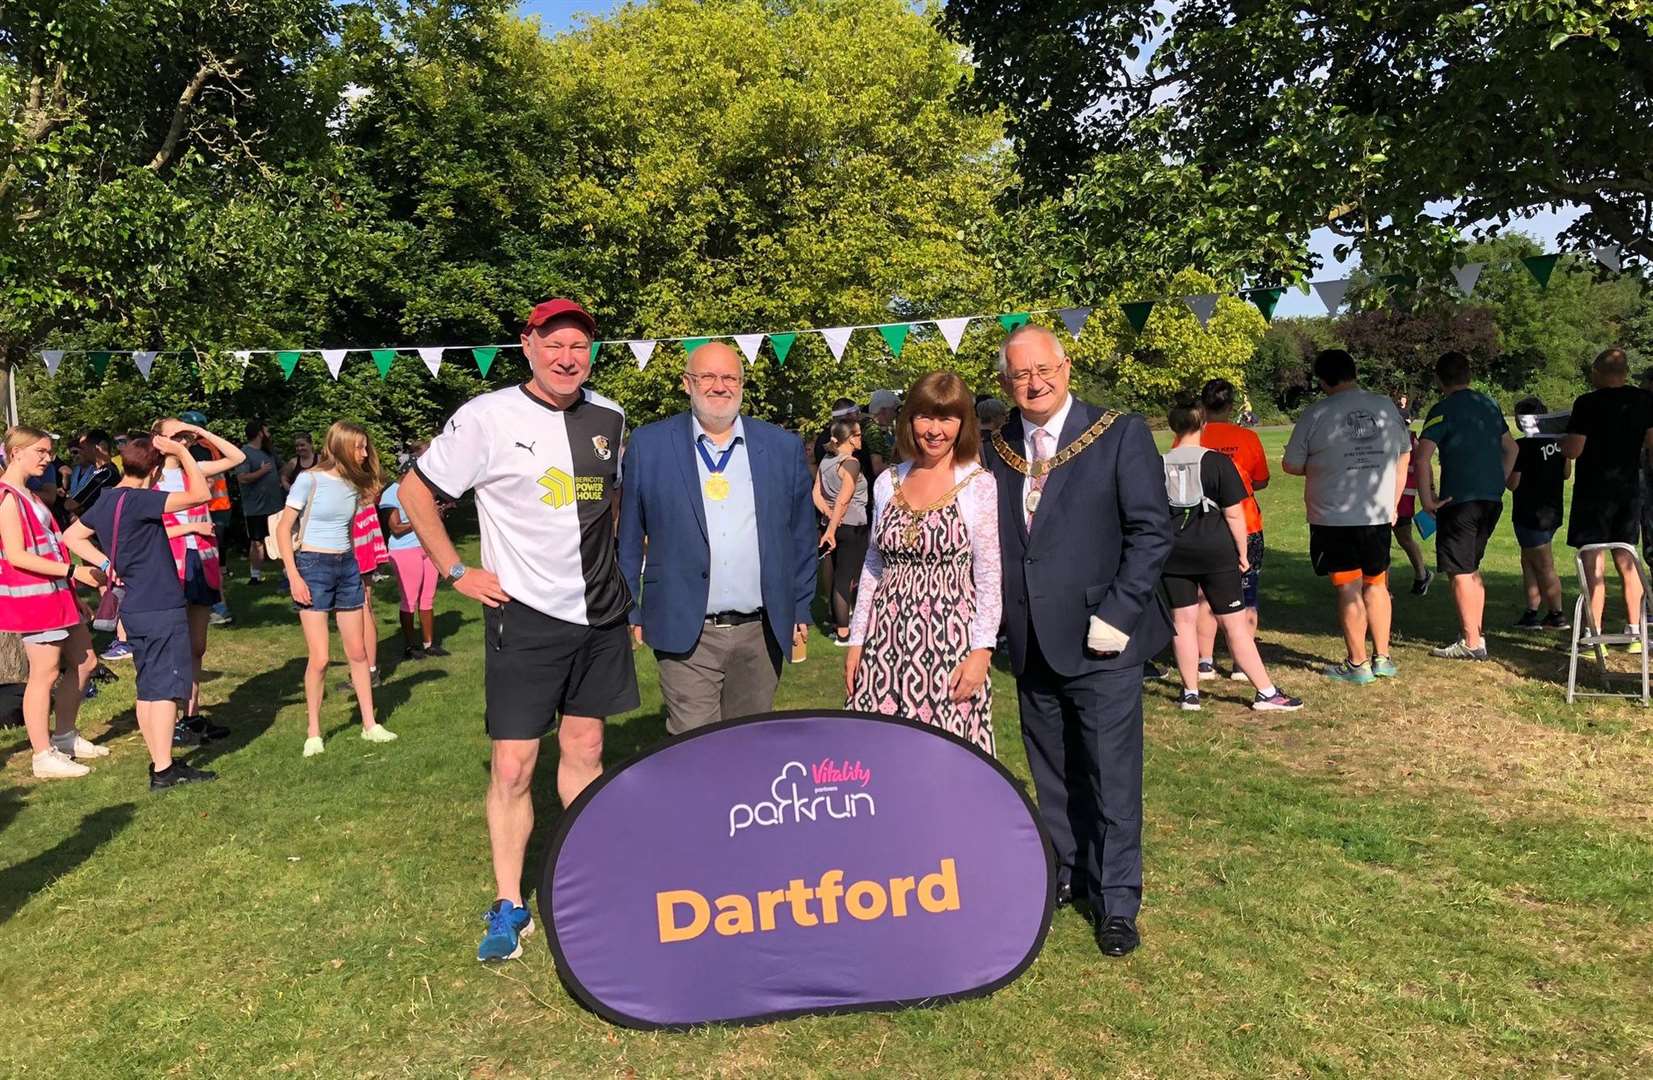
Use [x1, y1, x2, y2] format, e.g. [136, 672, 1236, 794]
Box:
[704, 473, 731, 501]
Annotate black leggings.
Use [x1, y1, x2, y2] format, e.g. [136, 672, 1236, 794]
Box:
[830, 523, 870, 633]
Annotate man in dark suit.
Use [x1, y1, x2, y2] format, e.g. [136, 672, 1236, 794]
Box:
[984, 324, 1174, 957]
[619, 342, 818, 734]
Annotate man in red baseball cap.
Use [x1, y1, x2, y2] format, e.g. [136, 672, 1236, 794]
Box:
[397, 296, 639, 962]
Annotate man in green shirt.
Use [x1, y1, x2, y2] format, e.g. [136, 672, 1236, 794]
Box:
[1416, 350, 1518, 660]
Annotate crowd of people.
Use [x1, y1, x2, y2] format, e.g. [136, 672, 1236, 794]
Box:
[2, 293, 1645, 966]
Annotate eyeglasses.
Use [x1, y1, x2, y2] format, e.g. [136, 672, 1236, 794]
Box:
[685, 373, 744, 389]
[1006, 360, 1069, 386]
[540, 343, 591, 357]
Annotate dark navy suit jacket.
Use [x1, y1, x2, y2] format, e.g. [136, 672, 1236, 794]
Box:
[985, 399, 1175, 677]
[619, 412, 817, 655]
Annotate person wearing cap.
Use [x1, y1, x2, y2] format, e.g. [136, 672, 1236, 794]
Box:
[619, 341, 817, 734]
[863, 389, 902, 475]
[397, 297, 638, 963]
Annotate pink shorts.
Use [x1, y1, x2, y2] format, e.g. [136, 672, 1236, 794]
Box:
[389, 546, 438, 613]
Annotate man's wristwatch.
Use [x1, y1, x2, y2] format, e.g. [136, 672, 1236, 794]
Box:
[447, 562, 467, 582]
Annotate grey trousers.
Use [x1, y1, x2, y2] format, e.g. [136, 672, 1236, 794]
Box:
[655, 620, 783, 735]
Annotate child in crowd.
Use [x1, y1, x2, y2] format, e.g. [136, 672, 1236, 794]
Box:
[379, 443, 450, 660]
[1, 426, 106, 778]
[1161, 395, 1302, 712]
[64, 433, 219, 789]
[277, 422, 396, 757]
[151, 417, 246, 742]
[1509, 397, 1571, 629]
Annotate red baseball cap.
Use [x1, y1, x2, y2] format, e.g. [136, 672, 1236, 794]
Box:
[524, 298, 597, 337]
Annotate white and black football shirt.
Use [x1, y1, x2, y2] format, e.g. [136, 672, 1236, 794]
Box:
[415, 384, 630, 626]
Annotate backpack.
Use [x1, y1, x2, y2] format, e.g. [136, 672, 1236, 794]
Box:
[1164, 446, 1217, 517]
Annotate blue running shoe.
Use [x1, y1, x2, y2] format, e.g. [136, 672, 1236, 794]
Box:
[478, 899, 534, 962]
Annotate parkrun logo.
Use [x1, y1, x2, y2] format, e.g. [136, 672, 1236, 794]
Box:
[728, 759, 874, 838]
[656, 859, 961, 943]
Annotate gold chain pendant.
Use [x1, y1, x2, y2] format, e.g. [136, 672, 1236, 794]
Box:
[992, 410, 1120, 478]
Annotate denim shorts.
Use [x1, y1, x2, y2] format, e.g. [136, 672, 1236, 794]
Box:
[1513, 522, 1558, 550]
[293, 551, 365, 613]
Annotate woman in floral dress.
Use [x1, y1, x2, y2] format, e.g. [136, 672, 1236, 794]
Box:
[846, 372, 1001, 755]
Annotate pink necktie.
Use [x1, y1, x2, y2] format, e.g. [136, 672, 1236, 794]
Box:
[1028, 428, 1051, 525]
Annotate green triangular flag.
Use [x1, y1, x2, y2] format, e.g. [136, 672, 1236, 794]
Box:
[998, 312, 1031, 333]
[371, 349, 397, 379]
[878, 324, 910, 358]
[277, 350, 302, 380]
[1121, 301, 1155, 333]
[472, 347, 499, 377]
[1522, 254, 1559, 289]
[1247, 288, 1284, 323]
[769, 332, 797, 366]
[88, 352, 111, 378]
[682, 337, 712, 356]
[591, 341, 602, 366]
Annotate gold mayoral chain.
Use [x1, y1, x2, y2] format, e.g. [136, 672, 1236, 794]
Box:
[891, 466, 986, 546]
[991, 410, 1121, 516]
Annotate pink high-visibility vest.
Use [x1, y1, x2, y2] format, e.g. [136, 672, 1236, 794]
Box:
[352, 502, 389, 575]
[163, 500, 223, 590]
[0, 481, 80, 633]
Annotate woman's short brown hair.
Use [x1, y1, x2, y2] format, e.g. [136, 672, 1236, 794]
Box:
[896, 371, 981, 465]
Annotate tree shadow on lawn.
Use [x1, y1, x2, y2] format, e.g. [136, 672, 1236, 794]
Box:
[188, 655, 308, 767]
[0, 801, 136, 925]
[320, 668, 447, 740]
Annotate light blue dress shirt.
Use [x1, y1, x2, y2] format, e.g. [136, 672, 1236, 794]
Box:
[693, 415, 764, 615]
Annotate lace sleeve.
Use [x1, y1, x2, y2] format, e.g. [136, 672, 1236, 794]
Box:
[965, 471, 1003, 651]
[847, 471, 893, 646]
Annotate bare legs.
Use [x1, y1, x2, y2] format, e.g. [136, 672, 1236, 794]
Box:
[1335, 577, 1393, 665]
[1448, 572, 1486, 649]
[1520, 544, 1564, 613]
[487, 717, 604, 906]
[298, 606, 378, 741]
[1581, 548, 1644, 632]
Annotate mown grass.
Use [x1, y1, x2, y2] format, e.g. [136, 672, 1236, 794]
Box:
[2, 426, 1650, 1078]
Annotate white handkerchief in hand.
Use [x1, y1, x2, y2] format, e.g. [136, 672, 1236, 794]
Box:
[1086, 615, 1129, 655]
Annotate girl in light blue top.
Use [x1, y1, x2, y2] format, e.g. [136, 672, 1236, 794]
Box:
[277, 421, 396, 757]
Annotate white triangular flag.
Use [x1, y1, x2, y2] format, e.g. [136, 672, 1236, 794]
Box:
[416, 347, 444, 377]
[628, 340, 656, 370]
[321, 349, 348, 379]
[132, 350, 158, 380]
[1594, 245, 1622, 273]
[1313, 279, 1350, 314]
[231, 350, 251, 366]
[933, 317, 971, 353]
[820, 327, 854, 362]
[1182, 294, 1219, 327]
[1057, 307, 1092, 339]
[1452, 262, 1484, 296]
[733, 334, 765, 365]
[41, 350, 65, 376]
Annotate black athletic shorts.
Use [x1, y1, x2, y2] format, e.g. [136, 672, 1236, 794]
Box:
[1436, 499, 1501, 575]
[244, 512, 271, 543]
[1309, 523, 1392, 579]
[483, 601, 639, 740]
[1163, 570, 1245, 612]
[1568, 495, 1640, 549]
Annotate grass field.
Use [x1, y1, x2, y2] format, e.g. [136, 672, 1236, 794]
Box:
[3, 427, 1651, 1078]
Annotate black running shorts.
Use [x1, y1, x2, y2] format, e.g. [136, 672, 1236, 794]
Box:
[483, 601, 640, 740]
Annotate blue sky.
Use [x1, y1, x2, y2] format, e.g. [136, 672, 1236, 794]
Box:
[514, 0, 1578, 318]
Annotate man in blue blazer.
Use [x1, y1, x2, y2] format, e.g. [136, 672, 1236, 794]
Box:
[619, 342, 818, 734]
[985, 324, 1174, 958]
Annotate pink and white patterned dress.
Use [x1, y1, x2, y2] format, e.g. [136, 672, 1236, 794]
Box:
[848, 463, 1002, 755]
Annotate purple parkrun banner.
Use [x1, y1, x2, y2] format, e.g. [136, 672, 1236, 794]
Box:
[540, 710, 1055, 1029]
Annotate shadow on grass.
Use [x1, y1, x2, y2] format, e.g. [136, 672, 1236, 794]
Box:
[0, 801, 136, 924]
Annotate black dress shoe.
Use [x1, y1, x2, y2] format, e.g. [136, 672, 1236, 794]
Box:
[1096, 915, 1140, 957]
[1054, 881, 1074, 907]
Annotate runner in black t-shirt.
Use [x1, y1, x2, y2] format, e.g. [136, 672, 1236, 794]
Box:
[1509, 397, 1570, 630]
[1563, 348, 1653, 636]
[1161, 395, 1301, 713]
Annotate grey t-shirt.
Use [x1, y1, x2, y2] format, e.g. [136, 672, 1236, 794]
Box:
[236, 444, 286, 515]
[1283, 389, 1412, 526]
[819, 452, 868, 527]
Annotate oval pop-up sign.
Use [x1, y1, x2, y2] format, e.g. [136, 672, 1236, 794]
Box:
[540, 710, 1055, 1029]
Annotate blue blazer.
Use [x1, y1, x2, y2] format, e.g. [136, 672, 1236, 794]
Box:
[985, 399, 1175, 677]
[619, 412, 818, 655]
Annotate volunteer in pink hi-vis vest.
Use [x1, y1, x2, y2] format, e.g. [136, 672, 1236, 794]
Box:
[0, 425, 107, 780]
[151, 417, 246, 743]
[350, 496, 390, 689]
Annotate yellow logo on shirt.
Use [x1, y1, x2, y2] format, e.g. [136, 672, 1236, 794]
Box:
[538, 467, 605, 508]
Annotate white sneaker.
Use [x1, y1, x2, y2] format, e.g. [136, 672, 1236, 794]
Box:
[303, 736, 325, 757]
[32, 748, 91, 778]
[360, 724, 398, 744]
[50, 732, 110, 759]
[1229, 670, 1251, 682]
